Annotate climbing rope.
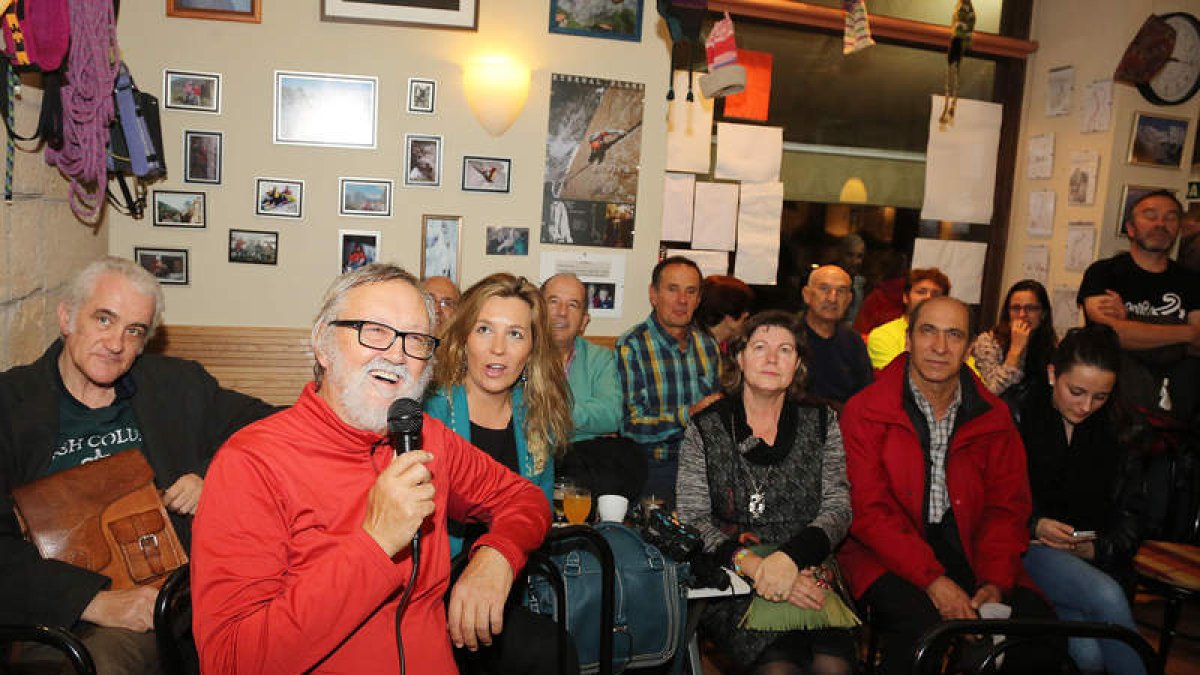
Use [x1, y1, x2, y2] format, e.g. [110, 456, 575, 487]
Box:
[44, 0, 118, 222]
[6, 65, 15, 202]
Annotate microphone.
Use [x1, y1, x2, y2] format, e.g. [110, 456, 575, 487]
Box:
[387, 398, 423, 455]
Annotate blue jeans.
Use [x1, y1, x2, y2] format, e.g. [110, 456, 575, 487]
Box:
[1023, 543, 1145, 675]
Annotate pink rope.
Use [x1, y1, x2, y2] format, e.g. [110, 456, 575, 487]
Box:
[44, 0, 118, 222]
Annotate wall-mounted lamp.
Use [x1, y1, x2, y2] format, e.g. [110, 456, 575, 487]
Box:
[463, 54, 531, 137]
[839, 177, 868, 203]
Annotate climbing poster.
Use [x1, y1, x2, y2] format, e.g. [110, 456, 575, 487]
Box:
[541, 73, 645, 249]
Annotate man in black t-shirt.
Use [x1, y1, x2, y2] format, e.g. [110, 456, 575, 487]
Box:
[1077, 189, 1200, 419]
[0, 256, 275, 673]
[801, 265, 873, 405]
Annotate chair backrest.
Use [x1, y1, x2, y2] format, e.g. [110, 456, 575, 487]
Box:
[154, 563, 198, 675]
[911, 618, 1161, 675]
[0, 624, 96, 675]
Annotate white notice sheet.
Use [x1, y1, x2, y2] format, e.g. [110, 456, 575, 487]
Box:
[666, 70, 715, 174]
[714, 122, 782, 182]
[665, 248, 729, 278]
[661, 172, 696, 242]
[920, 96, 1003, 224]
[692, 182, 739, 251]
[910, 238, 988, 304]
[733, 182, 783, 285]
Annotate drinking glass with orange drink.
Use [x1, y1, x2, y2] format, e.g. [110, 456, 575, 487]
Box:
[563, 484, 592, 525]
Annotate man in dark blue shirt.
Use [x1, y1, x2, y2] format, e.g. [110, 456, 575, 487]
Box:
[801, 265, 873, 406]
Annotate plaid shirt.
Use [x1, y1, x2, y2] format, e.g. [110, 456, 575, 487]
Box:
[906, 377, 962, 524]
[616, 314, 721, 461]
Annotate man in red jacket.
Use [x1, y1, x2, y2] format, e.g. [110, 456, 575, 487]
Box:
[838, 296, 1059, 674]
[191, 264, 551, 674]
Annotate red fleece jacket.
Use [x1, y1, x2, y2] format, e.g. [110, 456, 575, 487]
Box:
[836, 357, 1033, 600]
[192, 383, 550, 674]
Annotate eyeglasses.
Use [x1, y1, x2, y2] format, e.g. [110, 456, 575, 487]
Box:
[329, 320, 440, 360]
[1008, 304, 1043, 314]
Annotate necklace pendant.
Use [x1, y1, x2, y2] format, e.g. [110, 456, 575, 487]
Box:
[748, 491, 766, 519]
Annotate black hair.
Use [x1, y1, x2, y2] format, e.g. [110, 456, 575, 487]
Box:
[651, 255, 703, 288]
[1050, 324, 1122, 378]
[993, 279, 1057, 380]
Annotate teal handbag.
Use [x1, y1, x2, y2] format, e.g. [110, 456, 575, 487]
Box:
[525, 523, 689, 674]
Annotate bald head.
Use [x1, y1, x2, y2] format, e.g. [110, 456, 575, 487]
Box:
[424, 276, 460, 336]
[541, 273, 590, 353]
[802, 265, 853, 331]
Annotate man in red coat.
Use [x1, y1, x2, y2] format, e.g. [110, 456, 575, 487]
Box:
[838, 296, 1059, 674]
[191, 264, 551, 674]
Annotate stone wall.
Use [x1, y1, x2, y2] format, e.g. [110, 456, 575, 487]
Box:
[0, 85, 108, 371]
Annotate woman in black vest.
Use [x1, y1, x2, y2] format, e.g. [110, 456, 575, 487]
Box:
[676, 310, 854, 675]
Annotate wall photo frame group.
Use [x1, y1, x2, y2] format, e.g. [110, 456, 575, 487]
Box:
[407, 78, 436, 114]
[183, 130, 222, 184]
[167, 0, 260, 23]
[405, 134, 443, 187]
[340, 229, 380, 272]
[462, 156, 511, 193]
[256, 178, 304, 219]
[421, 215, 461, 282]
[228, 229, 279, 265]
[1128, 112, 1189, 169]
[339, 178, 393, 217]
[321, 0, 478, 29]
[274, 71, 378, 149]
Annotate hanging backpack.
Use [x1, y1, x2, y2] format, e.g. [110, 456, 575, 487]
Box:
[107, 61, 166, 218]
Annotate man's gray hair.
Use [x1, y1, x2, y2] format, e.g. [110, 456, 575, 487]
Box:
[311, 263, 435, 384]
[64, 256, 166, 337]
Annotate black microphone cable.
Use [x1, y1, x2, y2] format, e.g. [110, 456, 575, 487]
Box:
[387, 398, 425, 675]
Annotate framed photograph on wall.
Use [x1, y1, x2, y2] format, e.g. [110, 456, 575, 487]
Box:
[228, 229, 279, 265]
[549, 0, 643, 42]
[462, 156, 511, 193]
[339, 229, 380, 272]
[1117, 184, 1174, 236]
[134, 247, 189, 285]
[485, 226, 529, 255]
[321, 0, 478, 29]
[421, 215, 461, 282]
[163, 69, 221, 113]
[405, 134, 443, 187]
[274, 71, 378, 149]
[339, 178, 393, 217]
[407, 78, 436, 114]
[183, 130, 222, 184]
[153, 190, 206, 227]
[255, 177, 304, 219]
[1128, 112, 1190, 168]
[167, 0, 261, 23]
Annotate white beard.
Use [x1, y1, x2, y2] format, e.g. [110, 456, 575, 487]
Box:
[326, 352, 432, 433]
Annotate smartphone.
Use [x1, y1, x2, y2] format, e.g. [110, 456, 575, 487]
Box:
[1071, 530, 1097, 539]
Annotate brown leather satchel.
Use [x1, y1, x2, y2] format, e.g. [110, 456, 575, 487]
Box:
[11, 449, 188, 589]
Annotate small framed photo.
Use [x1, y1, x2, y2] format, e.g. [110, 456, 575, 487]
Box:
[550, 0, 643, 42]
[153, 190, 206, 227]
[407, 78, 436, 114]
[405, 133, 443, 187]
[1117, 184, 1173, 236]
[183, 130, 222, 184]
[134, 247, 189, 285]
[462, 156, 511, 193]
[255, 177, 304, 219]
[421, 215, 461, 282]
[163, 69, 221, 113]
[340, 229, 380, 272]
[339, 178, 393, 217]
[321, 0, 478, 29]
[167, 0, 260, 23]
[1128, 112, 1190, 169]
[584, 281, 617, 310]
[274, 71, 378, 149]
[228, 229, 279, 265]
[485, 225, 529, 256]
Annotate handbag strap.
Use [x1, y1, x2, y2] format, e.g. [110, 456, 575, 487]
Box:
[112, 62, 149, 177]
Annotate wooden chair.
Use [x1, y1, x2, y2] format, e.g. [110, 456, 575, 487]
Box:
[1135, 540, 1200, 660]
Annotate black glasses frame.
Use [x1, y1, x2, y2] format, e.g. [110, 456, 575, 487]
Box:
[329, 320, 440, 360]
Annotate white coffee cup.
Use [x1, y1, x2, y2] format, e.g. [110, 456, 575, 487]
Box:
[596, 494, 629, 522]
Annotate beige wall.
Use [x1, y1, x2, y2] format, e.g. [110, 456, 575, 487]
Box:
[0, 86, 108, 371]
[1003, 0, 1200, 327]
[111, 1, 671, 336]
